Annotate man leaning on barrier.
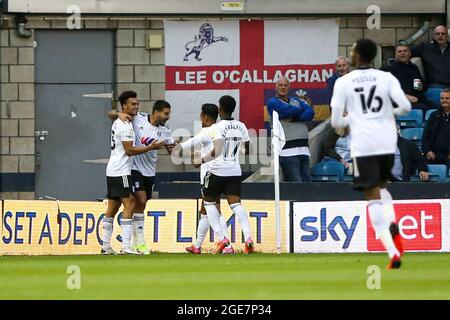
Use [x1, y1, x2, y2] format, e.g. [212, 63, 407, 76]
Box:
[267, 77, 315, 182]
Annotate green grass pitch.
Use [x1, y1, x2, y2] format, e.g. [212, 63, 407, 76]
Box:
[1, 253, 449, 300]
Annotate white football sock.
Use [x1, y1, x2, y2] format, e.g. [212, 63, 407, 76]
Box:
[204, 201, 224, 241]
[219, 214, 230, 240]
[380, 188, 396, 224]
[121, 219, 133, 249]
[195, 214, 210, 248]
[230, 203, 252, 241]
[368, 200, 399, 258]
[102, 217, 114, 248]
[132, 213, 145, 245]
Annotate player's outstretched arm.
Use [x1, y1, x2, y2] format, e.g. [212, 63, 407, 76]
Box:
[172, 134, 204, 158]
[122, 140, 164, 156]
[107, 110, 131, 122]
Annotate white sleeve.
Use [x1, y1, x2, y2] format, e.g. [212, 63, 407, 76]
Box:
[389, 74, 412, 116]
[118, 122, 135, 142]
[330, 79, 350, 128]
[180, 132, 206, 150]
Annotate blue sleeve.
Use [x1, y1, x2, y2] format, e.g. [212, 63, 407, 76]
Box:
[267, 98, 301, 120]
[295, 98, 315, 121]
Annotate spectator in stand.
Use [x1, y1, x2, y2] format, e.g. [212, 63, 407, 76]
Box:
[326, 56, 351, 102]
[391, 127, 429, 182]
[422, 88, 450, 167]
[410, 25, 450, 107]
[320, 125, 352, 173]
[267, 77, 315, 182]
[383, 44, 432, 112]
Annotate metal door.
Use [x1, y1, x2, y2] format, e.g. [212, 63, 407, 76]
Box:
[35, 30, 114, 200]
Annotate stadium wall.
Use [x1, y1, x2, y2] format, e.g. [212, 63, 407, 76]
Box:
[0, 13, 446, 199]
[1, 198, 449, 255]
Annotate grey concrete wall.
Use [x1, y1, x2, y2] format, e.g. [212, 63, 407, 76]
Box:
[0, 16, 36, 200]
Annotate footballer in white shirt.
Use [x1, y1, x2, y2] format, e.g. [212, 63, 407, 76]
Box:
[107, 100, 174, 255]
[331, 39, 411, 269]
[199, 95, 254, 254]
[102, 91, 166, 255]
[174, 104, 235, 254]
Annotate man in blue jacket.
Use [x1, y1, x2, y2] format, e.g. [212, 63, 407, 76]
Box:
[267, 77, 315, 182]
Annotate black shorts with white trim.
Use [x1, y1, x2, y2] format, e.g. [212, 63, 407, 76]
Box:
[201, 172, 241, 198]
[106, 175, 133, 199]
[352, 154, 394, 191]
[131, 170, 155, 199]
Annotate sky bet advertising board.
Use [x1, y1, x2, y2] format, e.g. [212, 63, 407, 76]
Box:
[292, 200, 450, 253]
[0, 200, 289, 255]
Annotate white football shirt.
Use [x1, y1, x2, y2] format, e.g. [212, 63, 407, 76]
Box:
[132, 112, 174, 177]
[330, 68, 411, 157]
[207, 120, 250, 177]
[106, 119, 135, 177]
[180, 126, 215, 184]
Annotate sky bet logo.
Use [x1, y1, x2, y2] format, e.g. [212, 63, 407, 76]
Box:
[367, 203, 442, 251]
[300, 208, 359, 249]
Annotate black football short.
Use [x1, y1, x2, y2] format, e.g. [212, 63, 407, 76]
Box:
[131, 170, 155, 199]
[352, 154, 394, 190]
[106, 175, 133, 199]
[201, 172, 241, 198]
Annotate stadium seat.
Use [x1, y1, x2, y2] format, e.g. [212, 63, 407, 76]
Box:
[423, 109, 437, 127]
[311, 162, 345, 182]
[400, 127, 423, 149]
[344, 170, 353, 182]
[424, 87, 442, 108]
[396, 109, 423, 128]
[426, 164, 447, 182]
[424, 109, 437, 121]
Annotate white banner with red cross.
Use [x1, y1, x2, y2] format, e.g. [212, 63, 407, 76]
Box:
[165, 19, 339, 133]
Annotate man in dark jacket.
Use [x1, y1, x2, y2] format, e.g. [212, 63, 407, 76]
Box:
[410, 25, 450, 107]
[383, 44, 431, 112]
[391, 136, 429, 182]
[422, 88, 450, 167]
[326, 56, 350, 103]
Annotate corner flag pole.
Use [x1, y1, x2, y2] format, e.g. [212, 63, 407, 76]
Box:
[272, 111, 284, 255]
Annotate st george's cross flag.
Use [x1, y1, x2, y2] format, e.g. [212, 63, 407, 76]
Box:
[165, 19, 339, 133]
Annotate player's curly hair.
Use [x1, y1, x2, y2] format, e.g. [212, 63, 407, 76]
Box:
[354, 38, 378, 64]
[219, 95, 236, 115]
[118, 90, 137, 108]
